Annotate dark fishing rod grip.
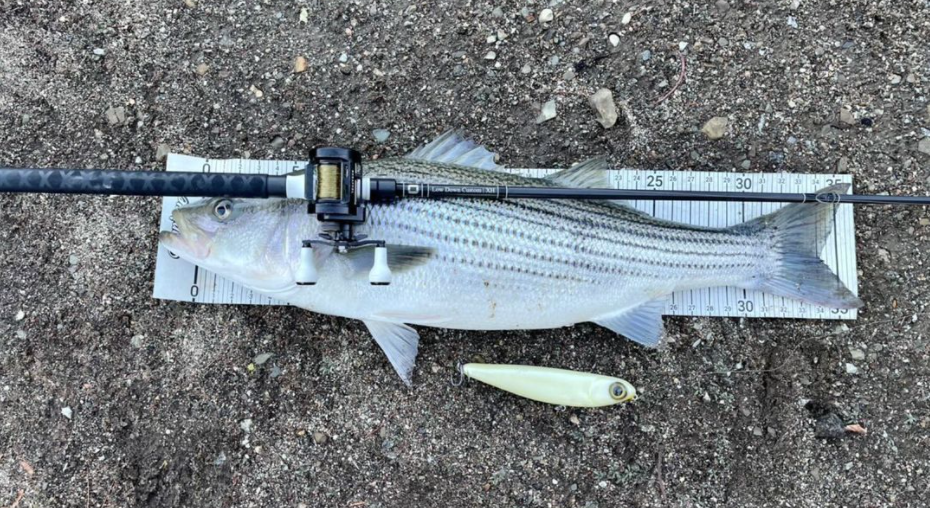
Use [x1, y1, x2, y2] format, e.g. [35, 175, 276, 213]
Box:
[0, 167, 288, 198]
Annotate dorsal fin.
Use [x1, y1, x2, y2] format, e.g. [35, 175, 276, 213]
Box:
[545, 157, 642, 211]
[406, 130, 502, 171]
[544, 156, 610, 188]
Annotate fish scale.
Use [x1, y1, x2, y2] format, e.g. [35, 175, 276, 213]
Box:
[159, 131, 861, 384]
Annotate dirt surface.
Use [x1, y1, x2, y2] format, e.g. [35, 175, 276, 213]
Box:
[2, 0, 930, 506]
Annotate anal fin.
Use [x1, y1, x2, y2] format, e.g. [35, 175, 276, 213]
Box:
[363, 320, 420, 386]
[592, 299, 667, 348]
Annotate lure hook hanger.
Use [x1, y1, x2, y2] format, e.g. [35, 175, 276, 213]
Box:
[3, 144, 929, 286]
[450, 361, 466, 388]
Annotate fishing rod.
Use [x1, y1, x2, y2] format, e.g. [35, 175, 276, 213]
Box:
[3, 146, 928, 285]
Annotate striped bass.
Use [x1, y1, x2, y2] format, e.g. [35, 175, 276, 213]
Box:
[159, 132, 861, 384]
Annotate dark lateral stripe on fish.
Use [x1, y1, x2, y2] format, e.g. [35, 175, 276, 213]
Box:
[373, 214, 761, 278]
[425, 198, 759, 256]
[376, 199, 764, 266]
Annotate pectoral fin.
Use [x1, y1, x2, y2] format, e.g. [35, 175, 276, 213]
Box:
[592, 299, 667, 348]
[343, 245, 435, 275]
[363, 320, 420, 386]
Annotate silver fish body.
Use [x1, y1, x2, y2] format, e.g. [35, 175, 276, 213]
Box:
[160, 132, 861, 384]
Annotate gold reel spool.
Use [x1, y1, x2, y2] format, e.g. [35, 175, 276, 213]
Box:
[317, 164, 341, 200]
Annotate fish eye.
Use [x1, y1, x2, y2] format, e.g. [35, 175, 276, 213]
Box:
[213, 199, 234, 221]
[609, 382, 628, 400]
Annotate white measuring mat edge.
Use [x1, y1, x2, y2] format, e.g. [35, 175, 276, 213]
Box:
[154, 154, 858, 320]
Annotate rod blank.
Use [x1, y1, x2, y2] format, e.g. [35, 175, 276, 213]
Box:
[401, 183, 930, 206]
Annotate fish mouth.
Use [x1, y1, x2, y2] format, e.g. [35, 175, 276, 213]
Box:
[158, 230, 212, 260]
[159, 211, 213, 260]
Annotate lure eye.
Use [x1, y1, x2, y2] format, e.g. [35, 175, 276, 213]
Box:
[609, 382, 628, 401]
[213, 199, 234, 221]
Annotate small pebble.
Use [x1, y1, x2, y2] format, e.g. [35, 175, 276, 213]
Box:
[640, 50, 651, 61]
[240, 419, 253, 433]
[536, 100, 556, 124]
[214, 452, 227, 466]
[569, 414, 580, 425]
[621, 12, 632, 24]
[562, 69, 575, 80]
[588, 88, 618, 129]
[130, 335, 144, 348]
[520, 64, 532, 74]
[294, 56, 308, 73]
[486, 35, 496, 44]
[105, 106, 126, 126]
[312, 431, 328, 444]
[372, 129, 391, 143]
[62, 407, 73, 419]
[849, 348, 865, 360]
[155, 143, 171, 162]
[299, 7, 309, 23]
[14, 310, 25, 321]
[889, 74, 902, 85]
[539, 8, 554, 23]
[15, 330, 26, 339]
[484, 51, 496, 60]
[845, 363, 859, 375]
[338, 53, 348, 63]
[715, 0, 729, 12]
[787, 16, 798, 28]
[918, 137, 930, 156]
[249, 85, 264, 98]
[548, 55, 560, 66]
[183, 0, 196, 8]
[195, 63, 209, 76]
[836, 156, 848, 172]
[254, 353, 273, 365]
[839, 107, 855, 126]
[270, 136, 285, 149]
[608, 33, 620, 47]
[752, 426, 763, 437]
[92, 48, 106, 56]
[491, 7, 504, 18]
[678, 41, 688, 51]
[701, 117, 728, 140]
[741, 159, 751, 170]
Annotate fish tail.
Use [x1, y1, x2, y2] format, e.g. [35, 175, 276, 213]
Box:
[732, 184, 863, 309]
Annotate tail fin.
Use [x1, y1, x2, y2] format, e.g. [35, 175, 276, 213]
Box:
[734, 184, 863, 309]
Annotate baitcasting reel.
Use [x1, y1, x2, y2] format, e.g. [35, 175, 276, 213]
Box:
[292, 147, 396, 286]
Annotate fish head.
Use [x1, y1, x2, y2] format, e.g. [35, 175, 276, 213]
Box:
[159, 198, 298, 290]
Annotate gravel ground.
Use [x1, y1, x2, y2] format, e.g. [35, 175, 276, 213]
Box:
[2, 0, 930, 506]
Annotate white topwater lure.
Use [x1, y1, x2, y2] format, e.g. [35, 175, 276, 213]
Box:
[456, 363, 637, 407]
